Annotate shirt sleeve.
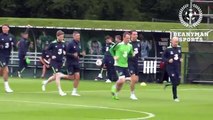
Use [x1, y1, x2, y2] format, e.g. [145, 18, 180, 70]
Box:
[162, 49, 170, 63]
[129, 45, 134, 57]
[109, 43, 119, 57]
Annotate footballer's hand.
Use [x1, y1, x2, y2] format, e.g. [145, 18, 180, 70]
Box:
[0, 45, 4, 49]
[168, 59, 173, 63]
[180, 58, 183, 62]
[46, 65, 50, 68]
[52, 56, 56, 59]
[81, 51, 86, 56]
[73, 52, 78, 58]
[114, 56, 118, 60]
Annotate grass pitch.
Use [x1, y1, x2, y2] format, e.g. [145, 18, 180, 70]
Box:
[0, 78, 212, 120]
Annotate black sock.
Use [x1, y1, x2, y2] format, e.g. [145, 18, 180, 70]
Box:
[172, 85, 177, 99]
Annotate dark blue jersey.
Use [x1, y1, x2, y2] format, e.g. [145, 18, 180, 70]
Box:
[0, 33, 16, 57]
[128, 40, 141, 63]
[41, 49, 51, 60]
[104, 42, 115, 57]
[162, 45, 182, 70]
[18, 38, 30, 56]
[48, 40, 66, 62]
[66, 40, 82, 64]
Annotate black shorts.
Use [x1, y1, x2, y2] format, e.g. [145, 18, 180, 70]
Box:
[167, 70, 181, 86]
[115, 66, 130, 78]
[67, 63, 80, 75]
[128, 62, 139, 75]
[50, 60, 63, 73]
[0, 57, 10, 67]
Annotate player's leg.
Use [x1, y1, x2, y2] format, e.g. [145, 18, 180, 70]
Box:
[1, 58, 13, 92]
[168, 70, 179, 101]
[18, 55, 25, 78]
[111, 67, 126, 100]
[41, 65, 47, 78]
[106, 61, 114, 83]
[71, 64, 81, 96]
[129, 64, 138, 100]
[3, 66, 13, 93]
[0, 67, 3, 76]
[55, 72, 67, 96]
[42, 61, 57, 91]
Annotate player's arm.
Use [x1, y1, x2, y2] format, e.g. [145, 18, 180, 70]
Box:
[179, 47, 183, 62]
[66, 42, 78, 58]
[162, 49, 171, 63]
[129, 45, 134, 57]
[11, 35, 17, 49]
[0, 39, 3, 49]
[39, 57, 49, 66]
[109, 43, 118, 57]
[18, 39, 24, 49]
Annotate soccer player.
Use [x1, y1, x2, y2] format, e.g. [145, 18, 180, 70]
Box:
[17, 26, 31, 78]
[110, 32, 134, 100]
[65, 31, 86, 96]
[103, 35, 117, 83]
[115, 35, 122, 43]
[0, 24, 16, 93]
[162, 37, 182, 102]
[42, 30, 67, 96]
[128, 31, 141, 100]
[39, 45, 51, 78]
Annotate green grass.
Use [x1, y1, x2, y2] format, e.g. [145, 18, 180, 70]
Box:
[0, 17, 212, 31]
[0, 78, 212, 120]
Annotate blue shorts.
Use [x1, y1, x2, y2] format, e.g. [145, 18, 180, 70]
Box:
[115, 66, 130, 78]
[0, 56, 10, 67]
[128, 62, 139, 75]
[66, 63, 80, 75]
[50, 60, 63, 73]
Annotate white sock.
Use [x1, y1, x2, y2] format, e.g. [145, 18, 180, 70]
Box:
[44, 80, 48, 85]
[131, 91, 135, 95]
[4, 81, 9, 89]
[58, 86, 63, 93]
[72, 88, 77, 93]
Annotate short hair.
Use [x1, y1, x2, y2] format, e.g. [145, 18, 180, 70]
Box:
[2, 24, 9, 28]
[56, 30, 64, 36]
[123, 31, 130, 38]
[115, 35, 121, 40]
[105, 35, 112, 40]
[131, 30, 137, 34]
[73, 31, 80, 36]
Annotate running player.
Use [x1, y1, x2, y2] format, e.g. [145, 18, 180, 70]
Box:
[17, 26, 31, 78]
[0, 24, 16, 93]
[65, 31, 86, 96]
[42, 30, 67, 96]
[110, 32, 134, 100]
[162, 37, 182, 102]
[128, 31, 141, 100]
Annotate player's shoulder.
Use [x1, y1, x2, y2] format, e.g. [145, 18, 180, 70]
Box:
[167, 45, 172, 49]
[136, 39, 140, 42]
[116, 42, 124, 46]
[127, 42, 133, 47]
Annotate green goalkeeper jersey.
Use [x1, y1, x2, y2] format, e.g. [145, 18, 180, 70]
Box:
[110, 42, 133, 68]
